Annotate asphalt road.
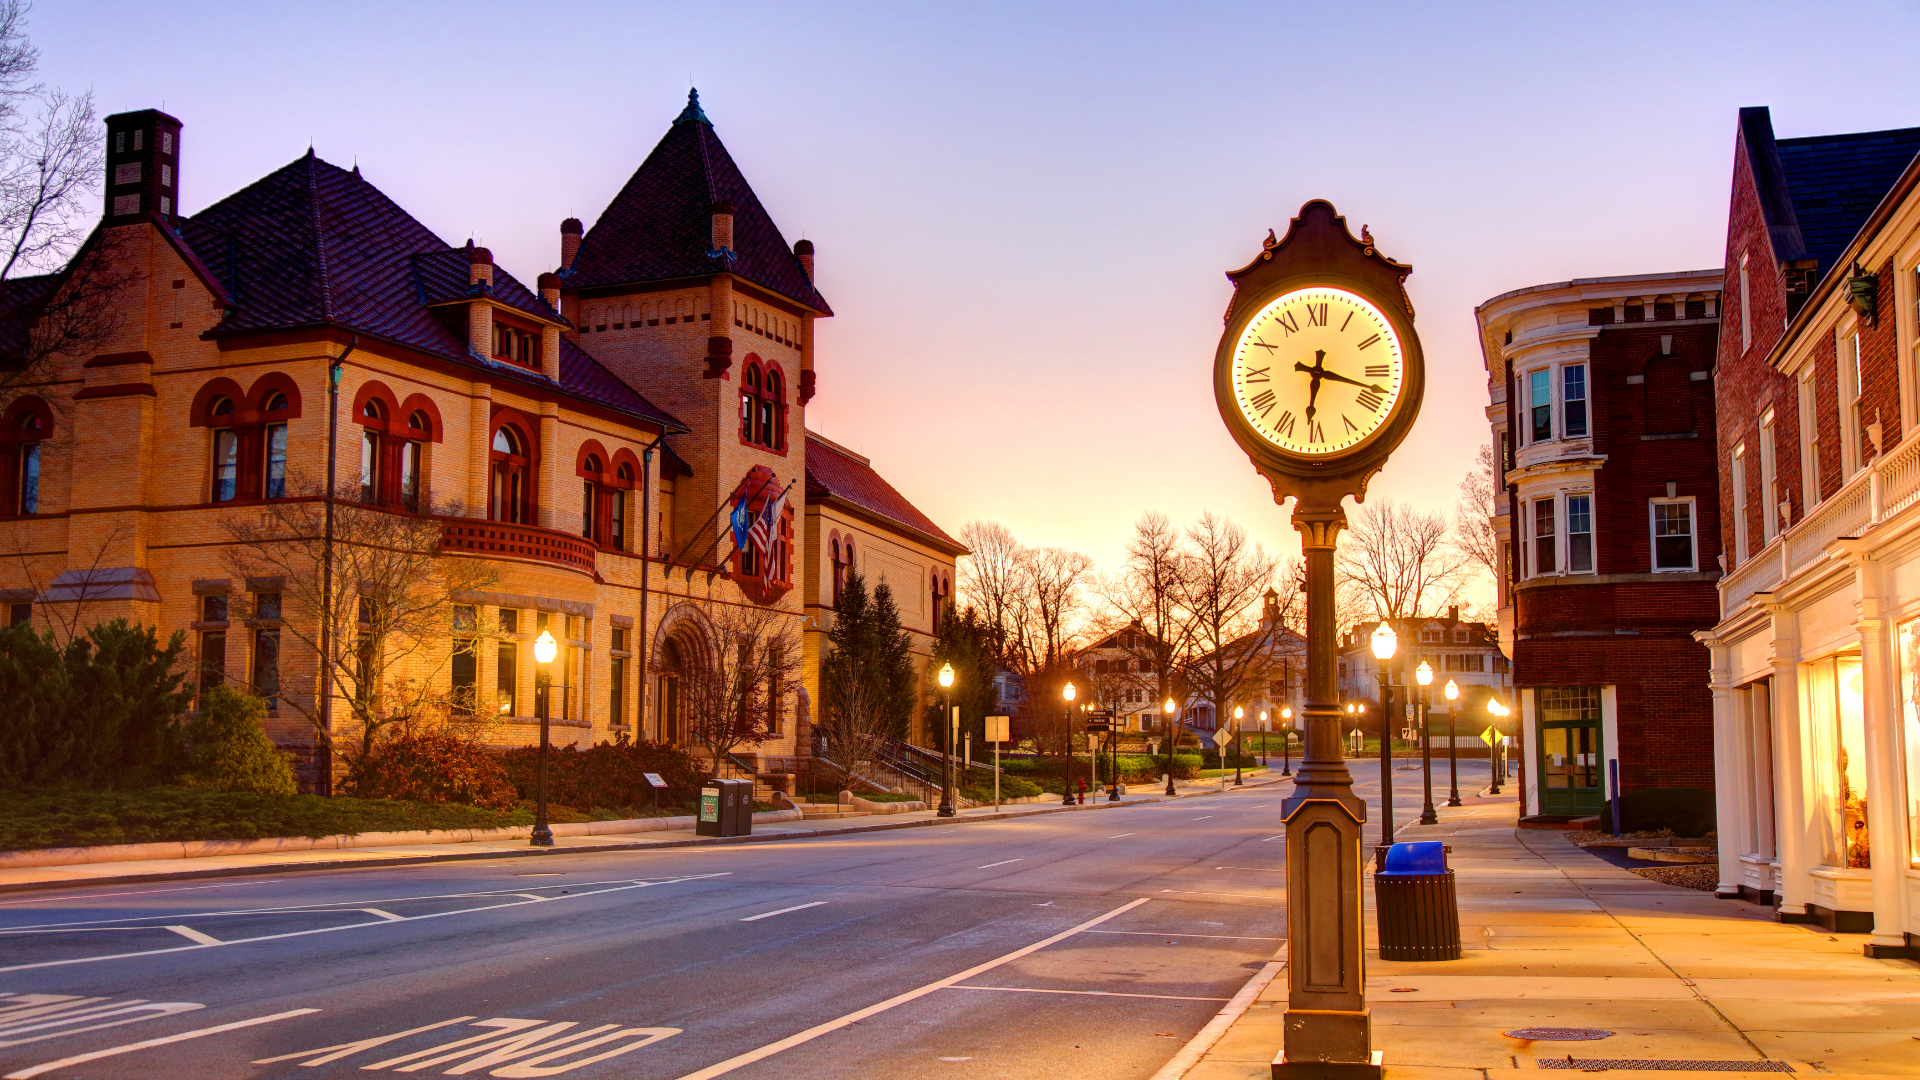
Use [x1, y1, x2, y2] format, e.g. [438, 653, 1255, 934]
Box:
[0, 758, 1489, 1080]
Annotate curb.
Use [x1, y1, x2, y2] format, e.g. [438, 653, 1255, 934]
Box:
[0, 775, 1294, 896]
[1149, 951, 1286, 1080]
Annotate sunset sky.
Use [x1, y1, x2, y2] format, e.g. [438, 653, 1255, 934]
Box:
[37, 1, 1920, 612]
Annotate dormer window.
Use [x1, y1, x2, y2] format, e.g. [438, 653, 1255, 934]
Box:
[492, 322, 541, 369]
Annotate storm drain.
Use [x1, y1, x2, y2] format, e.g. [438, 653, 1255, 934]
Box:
[1507, 1029, 1614, 1041]
[1537, 1060, 1795, 1072]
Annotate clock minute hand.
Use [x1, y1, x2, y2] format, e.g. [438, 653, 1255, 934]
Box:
[1316, 368, 1385, 393]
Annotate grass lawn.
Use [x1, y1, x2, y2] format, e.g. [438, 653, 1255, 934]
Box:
[0, 788, 696, 853]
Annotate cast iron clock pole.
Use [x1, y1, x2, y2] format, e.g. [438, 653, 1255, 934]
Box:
[1213, 201, 1425, 1080]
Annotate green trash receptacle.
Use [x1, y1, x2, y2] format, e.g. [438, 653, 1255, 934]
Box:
[696, 781, 725, 837]
[1374, 841, 1461, 961]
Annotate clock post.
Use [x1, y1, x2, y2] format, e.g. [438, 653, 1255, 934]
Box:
[1212, 201, 1423, 1080]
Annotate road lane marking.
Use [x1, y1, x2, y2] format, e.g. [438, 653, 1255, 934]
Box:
[0, 998, 204, 1049]
[1160, 889, 1281, 899]
[251, 1015, 476, 1066]
[669, 897, 1151, 1080]
[950, 985, 1231, 1002]
[1087, 930, 1282, 941]
[1259, 835, 1285, 841]
[1213, 866, 1285, 873]
[975, 859, 1023, 869]
[162, 925, 220, 946]
[739, 902, 828, 922]
[360, 908, 404, 922]
[3, 1008, 319, 1079]
[0, 875, 726, 974]
[1106, 833, 1136, 839]
[1191, 816, 1213, 820]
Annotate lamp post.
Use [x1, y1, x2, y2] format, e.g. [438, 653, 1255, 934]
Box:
[530, 629, 558, 847]
[1370, 622, 1397, 853]
[1415, 659, 1437, 825]
[937, 662, 957, 818]
[1443, 679, 1462, 807]
[1259, 710, 1269, 767]
[1232, 706, 1244, 786]
[1163, 698, 1178, 796]
[1280, 706, 1293, 777]
[1063, 681, 1077, 805]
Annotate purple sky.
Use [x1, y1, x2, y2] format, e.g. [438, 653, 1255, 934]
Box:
[37, 2, 1920, 600]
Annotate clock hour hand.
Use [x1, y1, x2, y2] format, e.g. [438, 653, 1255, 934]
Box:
[1294, 352, 1327, 422]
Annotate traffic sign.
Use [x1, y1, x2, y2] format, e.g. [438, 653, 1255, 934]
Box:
[985, 715, 1010, 743]
[1480, 725, 1499, 748]
[1215, 728, 1233, 746]
[1085, 720, 1112, 733]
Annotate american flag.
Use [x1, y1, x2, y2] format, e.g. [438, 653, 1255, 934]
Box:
[748, 486, 788, 579]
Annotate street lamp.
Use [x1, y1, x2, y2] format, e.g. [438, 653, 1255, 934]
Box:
[1370, 620, 1397, 853]
[1259, 710, 1269, 768]
[530, 629, 558, 847]
[1163, 698, 1178, 796]
[1443, 678, 1462, 807]
[937, 662, 957, 818]
[1232, 705, 1244, 786]
[1063, 680, 1078, 805]
[1415, 659, 1437, 825]
[1280, 706, 1293, 777]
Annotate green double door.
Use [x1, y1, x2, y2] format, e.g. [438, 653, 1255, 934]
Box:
[1536, 686, 1603, 816]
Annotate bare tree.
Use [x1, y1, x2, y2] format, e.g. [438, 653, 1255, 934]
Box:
[1178, 513, 1281, 733]
[681, 601, 803, 779]
[1099, 512, 1197, 713]
[223, 481, 498, 773]
[0, 2, 133, 398]
[957, 520, 1023, 657]
[1337, 498, 1471, 620]
[1019, 546, 1092, 670]
[1454, 442, 1499, 583]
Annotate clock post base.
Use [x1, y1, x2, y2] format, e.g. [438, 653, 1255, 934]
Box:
[1273, 1049, 1384, 1080]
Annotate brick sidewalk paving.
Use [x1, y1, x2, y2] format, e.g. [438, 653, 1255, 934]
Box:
[1180, 791, 1920, 1080]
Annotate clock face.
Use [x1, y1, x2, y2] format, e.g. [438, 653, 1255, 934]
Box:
[1229, 286, 1405, 457]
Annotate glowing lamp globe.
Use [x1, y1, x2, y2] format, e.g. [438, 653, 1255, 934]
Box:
[938, 662, 955, 688]
[1415, 660, 1433, 686]
[1063, 681, 1076, 702]
[1444, 679, 1459, 701]
[533, 629, 558, 665]
[1370, 622, 1397, 661]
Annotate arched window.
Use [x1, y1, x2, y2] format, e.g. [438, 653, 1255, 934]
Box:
[210, 396, 239, 503]
[611, 462, 632, 552]
[582, 453, 601, 540]
[490, 424, 530, 524]
[402, 410, 429, 512]
[262, 391, 290, 499]
[830, 538, 844, 606]
[738, 361, 787, 450]
[4, 402, 49, 516]
[359, 399, 385, 504]
[930, 571, 950, 633]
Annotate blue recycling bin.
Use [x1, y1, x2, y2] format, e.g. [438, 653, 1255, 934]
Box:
[1374, 841, 1460, 961]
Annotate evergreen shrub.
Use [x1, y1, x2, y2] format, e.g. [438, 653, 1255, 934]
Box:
[0, 620, 195, 788]
[179, 686, 297, 796]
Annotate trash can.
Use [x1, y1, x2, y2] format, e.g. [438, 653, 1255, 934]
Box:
[722, 778, 754, 837]
[696, 781, 725, 837]
[1373, 840, 1461, 961]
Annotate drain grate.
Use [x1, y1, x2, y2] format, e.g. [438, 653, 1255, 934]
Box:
[1507, 1029, 1614, 1041]
[1537, 1060, 1794, 1073]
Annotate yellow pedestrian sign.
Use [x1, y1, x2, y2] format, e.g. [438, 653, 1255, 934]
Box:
[1480, 725, 1499, 748]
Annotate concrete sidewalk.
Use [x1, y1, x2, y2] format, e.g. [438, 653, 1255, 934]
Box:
[0, 772, 1286, 894]
[1183, 789, 1920, 1080]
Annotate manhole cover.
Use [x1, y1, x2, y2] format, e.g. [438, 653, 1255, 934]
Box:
[1506, 1028, 1614, 1041]
[1536, 1060, 1793, 1072]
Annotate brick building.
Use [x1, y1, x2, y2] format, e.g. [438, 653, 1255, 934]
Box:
[1477, 269, 1724, 820]
[1700, 106, 1920, 951]
[0, 93, 963, 791]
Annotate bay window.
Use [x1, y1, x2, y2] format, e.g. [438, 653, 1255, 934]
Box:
[1532, 498, 1555, 575]
[1562, 364, 1588, 438]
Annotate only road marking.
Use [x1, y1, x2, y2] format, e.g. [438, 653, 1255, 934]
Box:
[4, 1008, 318, 1079]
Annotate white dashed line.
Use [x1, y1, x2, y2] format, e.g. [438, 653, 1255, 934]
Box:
[975, 859, 1023, 869]
[162, 926, 219, 946]
[1106, 833, 1136, 839]
[739, 902, 828, 922]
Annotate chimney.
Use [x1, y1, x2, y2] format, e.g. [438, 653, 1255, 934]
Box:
[794, 238, 814, 280]
[536, 272, 563, 382]
[469, 246, 493, 287]
[467, 246, 493, 359]
[560, 217, 583, 268]
[537, 272, 561, 312]
[104, 109, 184, 225]
[710, 199, 734, 253]
[1448, 604, 1458, 623]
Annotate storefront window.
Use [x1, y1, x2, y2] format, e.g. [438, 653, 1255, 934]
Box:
[1807, 654, 1870, 869]
[1899, 622, 1920, 868]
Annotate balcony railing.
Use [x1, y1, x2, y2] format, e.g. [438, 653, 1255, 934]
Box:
[439, 518, 596, 576]
[1721, 431, 1920, 615]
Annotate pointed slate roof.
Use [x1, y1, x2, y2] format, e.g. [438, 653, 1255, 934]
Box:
[175, 152, 684, 430]
[566, 91, 831, 315]
[1777, 124, 1920, 285]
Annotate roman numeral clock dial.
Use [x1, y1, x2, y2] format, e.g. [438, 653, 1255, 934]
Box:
[1230, 287, 1404, 457]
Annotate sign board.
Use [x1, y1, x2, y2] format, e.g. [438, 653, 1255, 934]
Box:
[643, 773, 668, 789]
[985, 715, 1010, 743]
[1085, 720, 1112, 733]
[1215, 728, 1233, 746]
[1479, 726, 1498, 748]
